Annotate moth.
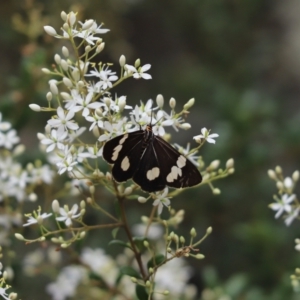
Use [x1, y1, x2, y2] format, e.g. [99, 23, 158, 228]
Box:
[103, 123, 202, 192]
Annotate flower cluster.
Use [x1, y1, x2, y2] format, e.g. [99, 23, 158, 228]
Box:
[16, 10, 234, 299]
[28, 11, 232, 217]
[268, 166, 299, 226]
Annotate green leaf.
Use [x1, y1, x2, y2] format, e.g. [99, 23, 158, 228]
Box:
[111, 227, 119, 239]
[147, 254, 165, 269]
[136, 285, 149, 300]
[108, 239, 132, 250]
[120, 266, 141, 279]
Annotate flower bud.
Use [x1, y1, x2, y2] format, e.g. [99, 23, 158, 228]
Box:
[71, 68, 80, 82]
[68, 12, 76, 27]
[276, 181, 284, 190]
[13, 144, 25, 156]
[61, 11, 67, 21]
[29, 104, 41, 112]
[206, 226, 213, 234]
[119, 55, 126, 67]
[15, 233, 25, 241]
[63, 77, 72, 88]
[46, 92, 52, 101]
[293, 171, 299, 182]
[52, 199, 60, 213]
[134, 59, 141, 68]
[213, 188, 221, 195]
[228, 168, 235, 174]
[284, 177, 293, 189]
[85, 45, 91, 53]
[180, 123, 191, 130]
[190, 228, 197, 237]
[275, 165, 282, 175]
[156, 94, 164, 108]
[50, 82, 58, 95]
[183, 98, 195, 110]
[118, 96, 126, 111]
[169, 97, 176, 109]
[61, 59, 69, 71]
[28, 193, 37, 202]
[124, 187, 133, 195]
[62, 46, 69, 57]
[226, 158, 234, 169]
[54, 54, 61, 65]
[96, 43, 105, 53]
[41, 68, 51, 74]
[9, 292, 18, 299]
[195, 254, 205, 259]
[60, 92, 70, 100]
[82, 19, 94, 30]
[209, 160, 220, 170]
[44, 26, 57, 36]
[138, 197, 147, 203]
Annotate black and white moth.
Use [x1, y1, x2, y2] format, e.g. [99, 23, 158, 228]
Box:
[103, 124, 202, 192]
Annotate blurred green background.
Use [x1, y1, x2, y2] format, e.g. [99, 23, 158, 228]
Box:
[1, 0, 300, 299]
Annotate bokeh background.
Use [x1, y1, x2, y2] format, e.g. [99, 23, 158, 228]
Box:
[1, 0, 300, 299]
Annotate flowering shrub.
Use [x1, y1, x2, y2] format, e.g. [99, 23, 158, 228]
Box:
[268, 167, 300, 291]
[0, 11, 235, 300]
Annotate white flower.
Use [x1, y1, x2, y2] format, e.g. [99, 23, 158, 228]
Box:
[98, 120, 126, 142]
[152, 110, 173, 136]
[0, 129, 20, 149]
[85, 113, 104, 131]
[153, 188, 171, 215]
[284, 177, 293, 191]
[193, 127, 219, 144]
[46, 265, 86, 300]
[78, 146, 103, 159]
[56, 147, 78, 175]
[0, 113, 11, 131]
[70, 92, 103, 117]
[125, 64, 152, 80]
[48, 107, 79, 132]
[285, 207, 300, 226]
[23, 210, 52, 227]
[56, 204, 81, 227]
[80, 248, 118, 286]
[0, 286, 10, 300]
[40, 128, 68, 152]
[86, 66, 118, 90]
[269, 194, 295, 219]
[73, 29, 101, 45]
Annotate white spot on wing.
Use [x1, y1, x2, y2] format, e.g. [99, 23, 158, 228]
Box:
[121, 156, 130, 171]
[119, 134, 128, 145]
[177, 155, 186, 168]
[147, 167, 160, 181]
[166, 156, 186, 183]
[112, 144, 122, 161]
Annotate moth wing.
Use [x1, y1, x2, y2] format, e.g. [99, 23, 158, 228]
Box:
[103, 131, 144, 182]
[153, 136, 202, 189]
[132, 141, 166, 192]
